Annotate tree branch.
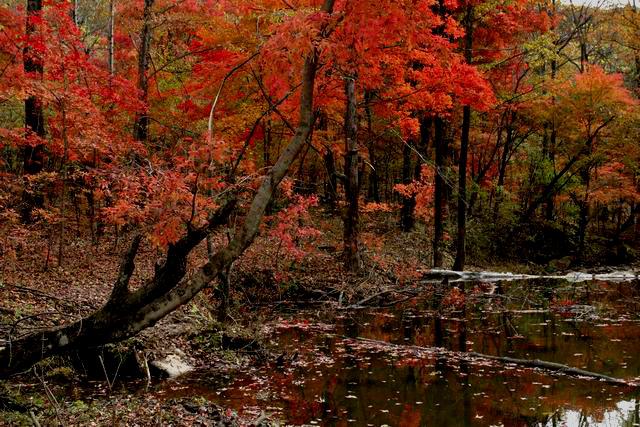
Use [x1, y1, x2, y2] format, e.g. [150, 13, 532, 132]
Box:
[109, 234, 143, 303]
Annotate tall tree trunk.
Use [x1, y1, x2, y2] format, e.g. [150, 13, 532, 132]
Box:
[23, 0, 46, 173]
[323, 148, 338, 206]
[545, 126, 557, 220]
[545, 58, 558, 220]
[21, 0, 46, 222]
[364, 91, 380, 202]
[433, 117, 448, 268]
[493, 112, 514, 219]
[453, 5, 473, 271]
[58, 108, 69, 266]
[453, 105, 470, 270]
[133, 0, 154, 142]
[71, 0, 78, 25]
[577, 198, 589, 261]
[0, 0, 337, 378]
[432, 0, 449, 269]
[576, 147, 593, 261]
[343, 77, 362, 272]
[108, 0, 115, 75]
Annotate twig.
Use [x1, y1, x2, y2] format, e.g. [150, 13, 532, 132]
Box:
[29, 410, 41, 427]
[252, 411, 269, 425]
[143, 352, 151, 389]
[32, 367, 65, 426]
[207, 52, 260, 141]
[98, 354, 123, 392]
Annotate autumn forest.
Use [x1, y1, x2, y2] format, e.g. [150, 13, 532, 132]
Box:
[1, 0, 640, 425]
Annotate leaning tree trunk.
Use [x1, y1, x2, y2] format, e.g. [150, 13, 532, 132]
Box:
[0, 0, 336, 378]
[343, 76, 362, 272]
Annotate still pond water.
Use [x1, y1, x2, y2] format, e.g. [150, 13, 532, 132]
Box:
[163, 276, 640, 426]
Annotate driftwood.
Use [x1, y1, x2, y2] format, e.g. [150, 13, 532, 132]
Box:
[348, 336, 634, 387]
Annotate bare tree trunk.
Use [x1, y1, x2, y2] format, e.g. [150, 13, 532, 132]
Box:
[433, 117, 448, 268]
[545, 58, 558, 221]
[23, 0, 45, 154]
[494, 113, 514, 219]
[453, 105, 470, 271]
[0, 0, 337, 378]
[576, 160, 593, 262]
[343, 77, 362, 272]
[21, 0, 46, 222]
[364, 91, 380, 202]
[108, 0, 115, 75]
[133, 0, 154, 142]
[58, 108, 69, 266]
[323, 148, 338, 205]
[453, 5, 473, 272]
[217, 265, 231, 322]
[71, 0, 78, 25]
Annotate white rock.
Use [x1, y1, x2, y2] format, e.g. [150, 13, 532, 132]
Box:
[150, 354, 193, 378]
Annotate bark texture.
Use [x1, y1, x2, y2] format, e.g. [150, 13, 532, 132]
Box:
[343, 77, 362, 272]
[453, 5, 473, 271]
[133, 0, 154, 142]
[433, 117, 448, 268]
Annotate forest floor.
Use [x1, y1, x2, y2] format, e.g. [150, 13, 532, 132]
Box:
[0, 207, 637, 425]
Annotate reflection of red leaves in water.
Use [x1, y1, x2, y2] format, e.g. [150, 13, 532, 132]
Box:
[443, 287, 466, 309]
[551, 298, 578, 318]
[553, 298, 576, 307]
[394, 357, 422, 368]
[398, 403, 422, 427]
[284, 395, 322, 425]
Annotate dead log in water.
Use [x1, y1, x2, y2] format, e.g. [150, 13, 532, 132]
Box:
[347, 336, 634, 387]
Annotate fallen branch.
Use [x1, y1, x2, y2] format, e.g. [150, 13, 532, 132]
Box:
[1, 284, 63, 302]
[344, 289, 394, 308]
[347, 336, 634, 387]
[465, 351, 630, 385]
[344, 286, 420, 309]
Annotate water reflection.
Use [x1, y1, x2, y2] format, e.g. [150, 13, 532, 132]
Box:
[160, 277, 640, 426]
